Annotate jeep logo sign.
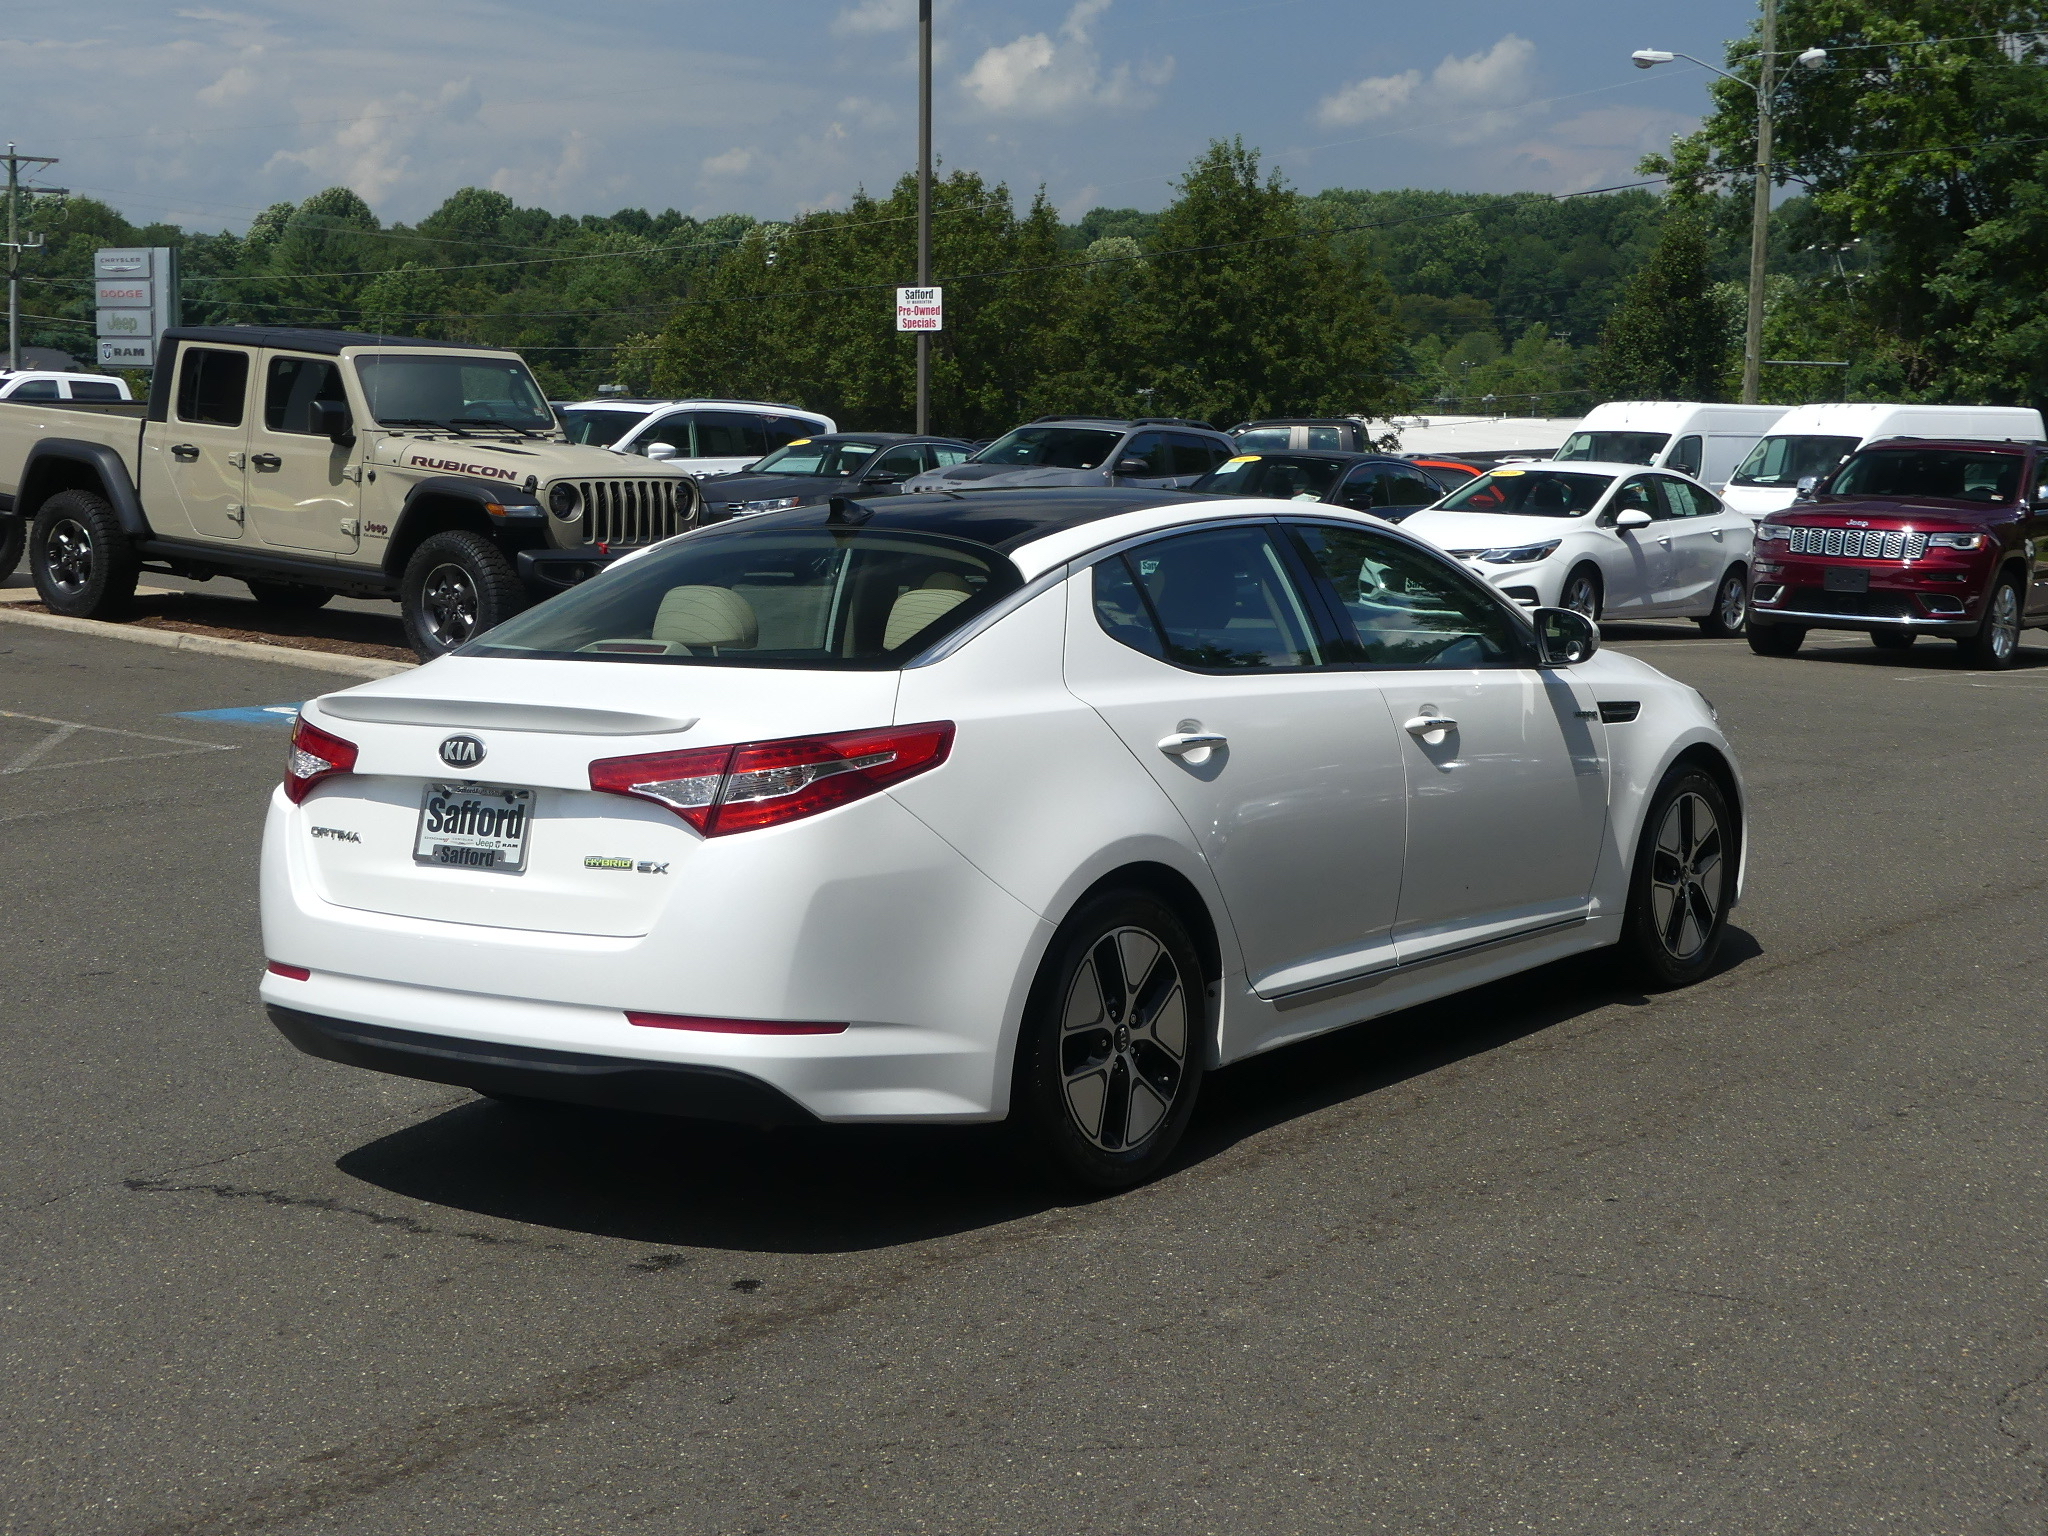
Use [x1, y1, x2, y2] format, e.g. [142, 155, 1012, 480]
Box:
[439, 735, 487, 769]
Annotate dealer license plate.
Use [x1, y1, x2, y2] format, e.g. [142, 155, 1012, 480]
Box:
[1823, 566, 1870, 594]
[414, 782, 535, 873]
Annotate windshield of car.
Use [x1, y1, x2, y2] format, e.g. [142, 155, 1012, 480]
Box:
[1554, 430, 1670, 464]
[1828, 447, 2022, 502]
[558, 408, 642, 446]
[1434, 468, 1612, 517]
[1730, 434, 1861, 488]
[1195, 454, 1349, 500]
[970, 426, 1121, 470]
[466, 528, 1023, 669]
[749, 440, 881, 477]
[354, 354, 554, 431]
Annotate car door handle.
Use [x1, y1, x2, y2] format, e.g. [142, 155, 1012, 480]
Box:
[1157, 731, 1227, 756]
[1403, 715, 1457, 736]
[1711, 528, 1725, 540]
[250, 453, 282, 471]
[170, 443, 200, 461]
[1657, 537, 1672, 547]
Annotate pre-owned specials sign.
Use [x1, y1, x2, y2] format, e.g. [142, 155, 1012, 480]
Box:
[93, 247, 179, 368]
[895, 286, 943, 332]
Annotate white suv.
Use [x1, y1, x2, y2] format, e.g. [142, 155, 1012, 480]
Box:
[0, 371, 132, 402]
[557, 398, 835, 477]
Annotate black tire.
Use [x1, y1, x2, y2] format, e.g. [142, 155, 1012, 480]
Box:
[1955, 574, 2023, 670]
[1747, 621, 1805, 657]
[1559, 564, 1603, 621]
[1695, 567, 1748, 637]
[1620, 765, 1737, 990]
[1871, 629, 1916, 652]
[399, 530, 525, 660]
[30, 489, 140, 619]
[0, 514, 23, 584]
[1013, 890, 1207, 1190]
[246, 580, 333, 611]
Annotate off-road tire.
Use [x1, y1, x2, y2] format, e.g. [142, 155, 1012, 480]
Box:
[0, 514, 23, 584]
[1014, 890, 1207, 1190]
[1871, 630, 1916, 652]
[1560, 564, 1603, 622]
[246, 580, 333, 611]
[1747, 621, 1805, 657]
[400, 530, 525, 660]
[1695, 567, 1748, 637]
[30, 489, 140, 619]
[1955, 575, 2023, 671]
[1620, 764, 1737, 990]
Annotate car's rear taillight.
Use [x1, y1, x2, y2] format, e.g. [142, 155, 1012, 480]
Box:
[286, 716, 358, 804]
[588, 721, 953, 837]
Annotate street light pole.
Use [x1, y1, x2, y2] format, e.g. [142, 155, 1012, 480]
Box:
[1, 144, 60, 372]
[1743, 0, 1778, 405]
[915, 0, 932, 435]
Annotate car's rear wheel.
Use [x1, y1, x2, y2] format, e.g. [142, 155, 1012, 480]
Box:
[1621, 765, 1736, 990]
[30, 489, 140, 619]
[1871, 629, 1916, 652]
[1747, 621, 1805, 657]
[1014, 891, 1206, 1189]
[1695, 567, 1748, 636]
[1956, 576, 2022, 670]
[1560, 564, 1603, 621]
[246, 580, 334, 611]
[400, 530, 525, 660]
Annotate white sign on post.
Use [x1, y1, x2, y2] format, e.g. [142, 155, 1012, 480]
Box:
[895, 285, 942, 332]
[93, 247, 179, 370]
[98, 338, 155, 368]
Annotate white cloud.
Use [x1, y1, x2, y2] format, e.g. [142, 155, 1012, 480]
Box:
[1507, 105, 1700, 192]
[702, 147, 755, 176]
[196, 61, 261, 105]
[961, 0, 1171, 118]
[832, 0, 914, 35]
[1316, 34, 1535, 134]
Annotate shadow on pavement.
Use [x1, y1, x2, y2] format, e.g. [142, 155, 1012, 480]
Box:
[337, 927, 1763, 1255]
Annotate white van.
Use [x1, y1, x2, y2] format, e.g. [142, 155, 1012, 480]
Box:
[1553, 402, 1790, 491]
[1722, 402, 2047, 516]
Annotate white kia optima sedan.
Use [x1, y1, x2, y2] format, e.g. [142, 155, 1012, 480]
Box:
[261, 489, 1746, 1187]
[1399, 462, 1756, 634]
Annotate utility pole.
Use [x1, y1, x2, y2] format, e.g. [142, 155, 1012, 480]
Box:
[1742, 0, 1777, 404]
[2, 145, 60, 372]
[915, 0, 933, 435]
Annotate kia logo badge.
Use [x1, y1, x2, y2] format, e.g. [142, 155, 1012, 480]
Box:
[439, 735, 486, 769]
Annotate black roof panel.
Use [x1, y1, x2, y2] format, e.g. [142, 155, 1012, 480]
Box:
[163, 326, 503, 355]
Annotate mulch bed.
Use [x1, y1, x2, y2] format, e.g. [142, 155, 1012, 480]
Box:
[16, 592, 415, 663]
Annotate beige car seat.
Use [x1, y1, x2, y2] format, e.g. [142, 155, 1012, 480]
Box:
[884, 571, 972, 650]
[651, 586, 759, 651]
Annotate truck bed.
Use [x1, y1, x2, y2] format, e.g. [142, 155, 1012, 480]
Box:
[0, 398, 146, 503]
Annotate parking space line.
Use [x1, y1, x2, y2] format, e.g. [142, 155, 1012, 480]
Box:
[0, 708, 237, 777]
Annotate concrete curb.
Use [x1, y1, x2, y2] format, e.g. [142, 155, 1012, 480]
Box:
[0, 603, 416, 679]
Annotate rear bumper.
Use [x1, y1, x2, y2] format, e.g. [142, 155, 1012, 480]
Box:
[269, 1004, 817, 1124]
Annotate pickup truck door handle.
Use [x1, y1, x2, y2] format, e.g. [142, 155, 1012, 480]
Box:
[170, 443, 200, 461]
[1157, 731, 1227, 756]
[250, 453, 282, 471]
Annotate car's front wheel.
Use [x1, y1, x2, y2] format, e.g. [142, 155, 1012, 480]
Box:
[1559, 564, 1603, 621]
[1956, 575, 2022, 670]
[1014, 891, 1206, 1189]
[1620, 765, 1737, 989]
[1695, 567, 1748, 637]
[400, 531, 525, 660]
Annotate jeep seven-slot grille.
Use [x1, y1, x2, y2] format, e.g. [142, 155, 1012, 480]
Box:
[1787, 526, 1928, 560]
[569, 479, 690, 546]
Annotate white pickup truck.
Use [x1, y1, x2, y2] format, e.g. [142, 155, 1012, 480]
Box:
[0, 326, 702, 657]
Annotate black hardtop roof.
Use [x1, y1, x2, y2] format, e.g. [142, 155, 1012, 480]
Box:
[163, 326, 506, 356]
[718, 487, 1208, 553]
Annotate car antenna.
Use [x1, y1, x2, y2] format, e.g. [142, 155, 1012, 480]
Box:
[827, 495, 875, 525]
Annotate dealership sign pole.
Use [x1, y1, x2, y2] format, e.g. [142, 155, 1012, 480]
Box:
[914, 0, 934, 435]
[95, 247, 180, 371]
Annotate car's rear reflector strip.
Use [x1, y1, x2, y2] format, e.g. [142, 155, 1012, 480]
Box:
[267, 962, 311, 981]
[625, 1012, 848, 1035]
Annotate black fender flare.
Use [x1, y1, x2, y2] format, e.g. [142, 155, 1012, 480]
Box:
[20, 439, 152, 538]
[385, 475, 544, 577]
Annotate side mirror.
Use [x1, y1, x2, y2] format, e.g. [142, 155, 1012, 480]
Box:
[310, 400, 353, 444]
[1794, 475, 1820, 500]
[643, 442, 678, 462]
[1534, 607, 1599, 666]
[1614, 507, 1653, 529]
[1115, 457, 1150, 476]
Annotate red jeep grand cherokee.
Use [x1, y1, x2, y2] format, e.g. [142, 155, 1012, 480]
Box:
[1748, 438, 2048, 668]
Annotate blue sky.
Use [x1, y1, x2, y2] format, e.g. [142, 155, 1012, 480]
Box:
[21, 0, 1759, 230]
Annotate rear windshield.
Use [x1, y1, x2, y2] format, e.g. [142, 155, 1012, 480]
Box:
[1195, 454, 1348, 500]
[971, 426, 1120, 470]
[1555, 430, 1670, 464]
[1731, 434, 1860, 487]
[1829, 448, 2022, 502]
[558, 408, 641, 447]
[466, 527, 1023, 669]
[1435, 468, 1611, 517]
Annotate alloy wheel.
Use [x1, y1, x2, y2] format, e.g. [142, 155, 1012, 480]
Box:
[1058, 926, 1189, 1153]
[1562, 570, 1600, 620]
[45, 517, 94, 595]
[421, 563, 481, 647]
[1649, 792, 1723, 962]
[1989, 583, 2020, 663]
[1717, 574, 1747, 631]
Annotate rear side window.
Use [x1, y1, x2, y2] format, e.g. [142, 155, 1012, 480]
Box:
[176, 348, 250, 427]
[263, 356, 348, 434]
[1092, 526, 1321, 670]
[9, 379, 58, 400]
[1169, 434, 1227, 476]
[765, 416, 821, 449]
[1304, 426, 1348, 450]
[468, 528, 1022, 669]
[696, 413, 770, 459]
[68, 380, 125, 401]
[932, 445, 973, 466]
[1661, 478, 1719, 517]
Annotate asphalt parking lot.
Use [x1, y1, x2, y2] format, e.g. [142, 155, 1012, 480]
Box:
[7, 616, 2048, 1535]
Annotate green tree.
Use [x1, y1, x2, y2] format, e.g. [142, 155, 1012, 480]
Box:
[1596, 214, 1732, 399]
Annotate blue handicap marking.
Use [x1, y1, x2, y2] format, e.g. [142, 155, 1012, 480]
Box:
[172, 703, 306, 728]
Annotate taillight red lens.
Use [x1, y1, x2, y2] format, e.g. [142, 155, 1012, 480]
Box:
[589, 721, 952, 837]
[626, 1011, 847, 1035]
[286, 716, 358, 804]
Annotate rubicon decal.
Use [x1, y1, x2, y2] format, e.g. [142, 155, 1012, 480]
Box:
[406, 454, 521, 482]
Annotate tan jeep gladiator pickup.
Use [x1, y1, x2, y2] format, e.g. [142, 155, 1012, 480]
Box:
[0, 326, 702, 658]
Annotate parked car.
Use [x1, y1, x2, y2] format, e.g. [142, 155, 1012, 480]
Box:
[1228, 417, 1380, 453]
[699, 433, 976, 519]
[0, 370, 131, 402]
[1554, 401, 1789, 491]
[1399, 461, 1755, 633]
[260, 487, 1744, 1187]
[1722, 403, 2046, 519]
[901, 417, 1236, 493]
[1748, 437, 2048, 667]
[1190, 449, 1448, 518]
[557, 398, 834, 476]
